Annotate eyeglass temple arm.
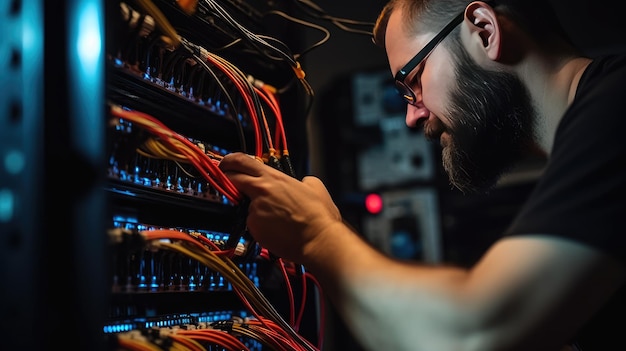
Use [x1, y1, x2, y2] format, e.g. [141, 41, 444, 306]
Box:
[397, 11, 465, 78]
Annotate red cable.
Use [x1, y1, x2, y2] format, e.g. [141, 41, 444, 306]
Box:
[110, 106, 242, 203]
[278, 258, 296, 327]
[205, 55, 263, 157]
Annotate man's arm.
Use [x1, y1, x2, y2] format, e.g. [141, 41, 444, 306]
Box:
[309, 225, 626, 351]
[219, 152, 626, 351]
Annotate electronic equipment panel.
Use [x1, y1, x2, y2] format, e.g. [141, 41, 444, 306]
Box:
[104, 1, 320, 350]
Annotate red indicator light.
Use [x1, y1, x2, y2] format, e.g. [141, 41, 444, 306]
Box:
[365, 193, 383, 214]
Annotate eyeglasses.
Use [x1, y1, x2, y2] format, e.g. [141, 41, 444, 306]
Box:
[394, 11, 465, 105]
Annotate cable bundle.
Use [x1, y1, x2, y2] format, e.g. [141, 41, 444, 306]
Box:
[112, 0, 317, 176]
[109, 227, 323, 351]
[109, 105, 243, 205]
[105, 4, 352, 349]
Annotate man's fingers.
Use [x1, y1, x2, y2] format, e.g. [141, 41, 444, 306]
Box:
[302, 176, 341, 220]
[219, 152, 264, 176]
[302, 176, 327, 193]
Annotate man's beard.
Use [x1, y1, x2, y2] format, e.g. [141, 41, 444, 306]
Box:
[437, 39, 536, 194]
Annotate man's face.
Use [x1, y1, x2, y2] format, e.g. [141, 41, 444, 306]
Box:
[385, 9, 536, 193]
[436, 42, 536, 193]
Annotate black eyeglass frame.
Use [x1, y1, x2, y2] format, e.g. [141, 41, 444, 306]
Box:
[394, 11, 465, 105]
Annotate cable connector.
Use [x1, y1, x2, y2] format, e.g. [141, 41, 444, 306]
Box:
[233, 241, 246, 256]
[267, 152, 283, 172]
[107, 227, 145, 250]
[226, 197, 250, 250]
[292, 61, 306, 79]
[246, 75, 278, 94]
[280, 151, 296, 178]
[176, 0, 198, 15]
[210, 320, 234, 332]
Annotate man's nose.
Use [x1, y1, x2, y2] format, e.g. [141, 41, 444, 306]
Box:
[405, 102, 430, 128]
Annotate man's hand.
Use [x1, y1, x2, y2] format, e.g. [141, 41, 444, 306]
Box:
[219, 152, 341, 262]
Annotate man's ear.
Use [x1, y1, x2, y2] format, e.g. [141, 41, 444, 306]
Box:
[464, 1, 501, 61]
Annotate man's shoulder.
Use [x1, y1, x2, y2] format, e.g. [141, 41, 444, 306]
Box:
[582, 53, 626, 84]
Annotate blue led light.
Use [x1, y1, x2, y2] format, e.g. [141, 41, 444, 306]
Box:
[0, 189, 15, 222]
[76, 3, 102, 74]
[4, 150, 25, 175]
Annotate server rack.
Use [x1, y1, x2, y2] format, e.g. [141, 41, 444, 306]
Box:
[2, 0, 321, 350]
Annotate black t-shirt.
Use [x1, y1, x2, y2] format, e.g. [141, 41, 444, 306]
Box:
[504, 54, 626, 349]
